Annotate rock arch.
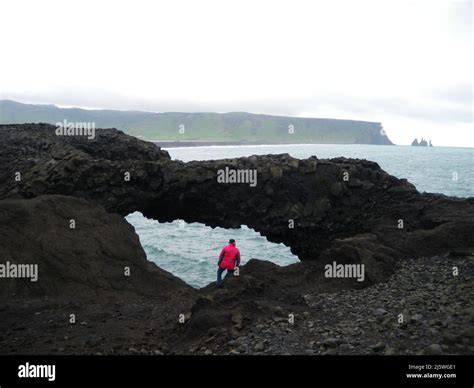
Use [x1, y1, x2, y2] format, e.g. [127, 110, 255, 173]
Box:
[1, 124, 472, 283]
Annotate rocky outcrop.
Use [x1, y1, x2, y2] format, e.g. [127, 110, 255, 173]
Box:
[0, 194, 193, 300]
[1, 124, 472, 284]
[0, 123, 472, 355]
[412, 137, 433, 147]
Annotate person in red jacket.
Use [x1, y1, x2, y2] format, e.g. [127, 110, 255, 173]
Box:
[217, 239, 241, 287]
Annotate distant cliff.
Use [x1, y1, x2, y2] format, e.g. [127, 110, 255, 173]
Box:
[0, 100, 394, 145]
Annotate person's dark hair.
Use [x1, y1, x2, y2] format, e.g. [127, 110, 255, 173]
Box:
[229, 239, 236, 244]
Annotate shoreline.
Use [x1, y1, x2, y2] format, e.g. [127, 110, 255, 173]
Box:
[153, 141, 396, 148]
[154, 141, 474, 150]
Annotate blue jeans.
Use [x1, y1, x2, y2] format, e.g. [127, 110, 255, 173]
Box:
[217, 267, 234, 286]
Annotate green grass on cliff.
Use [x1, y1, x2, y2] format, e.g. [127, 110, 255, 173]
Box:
[0, 100, 393, 145]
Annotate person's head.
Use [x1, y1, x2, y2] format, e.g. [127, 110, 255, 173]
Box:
[229, 239, 236, 246]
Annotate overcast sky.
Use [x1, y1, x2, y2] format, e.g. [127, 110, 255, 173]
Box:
[0, 0, 472, 146]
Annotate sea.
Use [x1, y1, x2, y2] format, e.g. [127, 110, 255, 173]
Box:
[126, 144, 474, 288]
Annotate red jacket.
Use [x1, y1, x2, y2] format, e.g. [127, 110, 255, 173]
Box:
[218, 244, 241, 270]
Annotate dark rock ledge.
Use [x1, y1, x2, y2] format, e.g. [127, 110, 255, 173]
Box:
[0, 123, 472, 355]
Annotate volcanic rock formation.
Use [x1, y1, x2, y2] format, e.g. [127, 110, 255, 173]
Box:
[0, 123, 472, 355]
[1, 124, 472, 286]
[0, 194, 193, 299]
